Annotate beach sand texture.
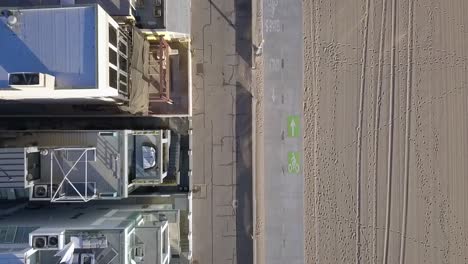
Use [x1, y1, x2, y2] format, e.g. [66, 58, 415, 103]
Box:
[304, 0, 468, 263]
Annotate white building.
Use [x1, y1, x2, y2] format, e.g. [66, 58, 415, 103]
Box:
[0, 5, 130, 102]
[0, 204, 171, 264]
[0, 130, 174, 202]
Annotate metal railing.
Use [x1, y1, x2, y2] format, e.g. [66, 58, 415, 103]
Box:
[50, 148, 97, 203]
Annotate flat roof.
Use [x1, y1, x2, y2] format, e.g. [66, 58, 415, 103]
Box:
[32, 131, 124, 198]
[165, 0, 190, 35]
[0, 204, 170, 264]
[0, 6, 97, 88]
[77, 0, 132, 16]
[0, 131, 124, 198]
[135, 0, 190, 35]
[1, 0, 132, 16]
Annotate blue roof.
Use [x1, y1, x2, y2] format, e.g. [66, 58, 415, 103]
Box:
[0, 6, 97, 88]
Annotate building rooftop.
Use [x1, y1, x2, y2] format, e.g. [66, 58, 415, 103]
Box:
[0, 5, 97, 89]
[135, 0, 190, 37]
[0, 130, 181, 201]
[0, 25, 191, 116]
[0, 203, 173, 264]
[0, 131, 125, 201]
[76, 0, 133, 16]
[1, 0, 134, 16]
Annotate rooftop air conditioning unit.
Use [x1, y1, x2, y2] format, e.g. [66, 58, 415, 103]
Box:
[30, 229, 65, 250]
[32, 236, 47, 249]
[31, 234, 65, 250]
[8, 72, 55, 89]
[48, 235, 60, 248]
[32, 184, 58, 199]
[33, 184, 48, 198]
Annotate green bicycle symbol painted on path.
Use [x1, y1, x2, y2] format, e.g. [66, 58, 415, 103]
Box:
[288, 152, 300, 174]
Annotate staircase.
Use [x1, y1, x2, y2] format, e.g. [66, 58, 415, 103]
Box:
[179, 210, 190, 255]
[168, 132, 180, 179]
[179, 239, 190, 254]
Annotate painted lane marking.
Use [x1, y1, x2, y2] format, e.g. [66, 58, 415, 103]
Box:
[288, 116, 300, 137]
[288, 152, 300, 174]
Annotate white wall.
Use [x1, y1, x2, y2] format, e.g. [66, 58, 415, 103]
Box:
[97, 5, 119, 97]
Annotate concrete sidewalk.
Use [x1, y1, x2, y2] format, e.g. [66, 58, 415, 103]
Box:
[191, 0, 254, 263]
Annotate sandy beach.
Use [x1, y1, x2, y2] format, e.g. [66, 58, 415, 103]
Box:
[303, 0, 468, 263]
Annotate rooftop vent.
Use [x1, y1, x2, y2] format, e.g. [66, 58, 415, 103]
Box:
[0, 10, 17, 27]
[33, 184, 48, 198]
[48, 235, 59, 248]
[32, 236, 47, 249]
[80, 253, 95, 264]
[6, 15, 17, 26]
[8, 72, 55, 89]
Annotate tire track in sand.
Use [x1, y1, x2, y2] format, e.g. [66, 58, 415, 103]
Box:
[372, 0, 388, 262]
[398, 0, 414, 262]
[382, 0, 398, 262]
[356, 0, 371, 262]
[310, 0, 322, 262]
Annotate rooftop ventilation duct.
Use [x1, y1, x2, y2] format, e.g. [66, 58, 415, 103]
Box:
[8, 72, 55, 89]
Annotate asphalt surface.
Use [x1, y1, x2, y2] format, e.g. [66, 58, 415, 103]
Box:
[262, 0, 304, 263]
[191, 0, 254, 263]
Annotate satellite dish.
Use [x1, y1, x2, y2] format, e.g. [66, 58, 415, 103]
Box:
[7, 15, 17, 26]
